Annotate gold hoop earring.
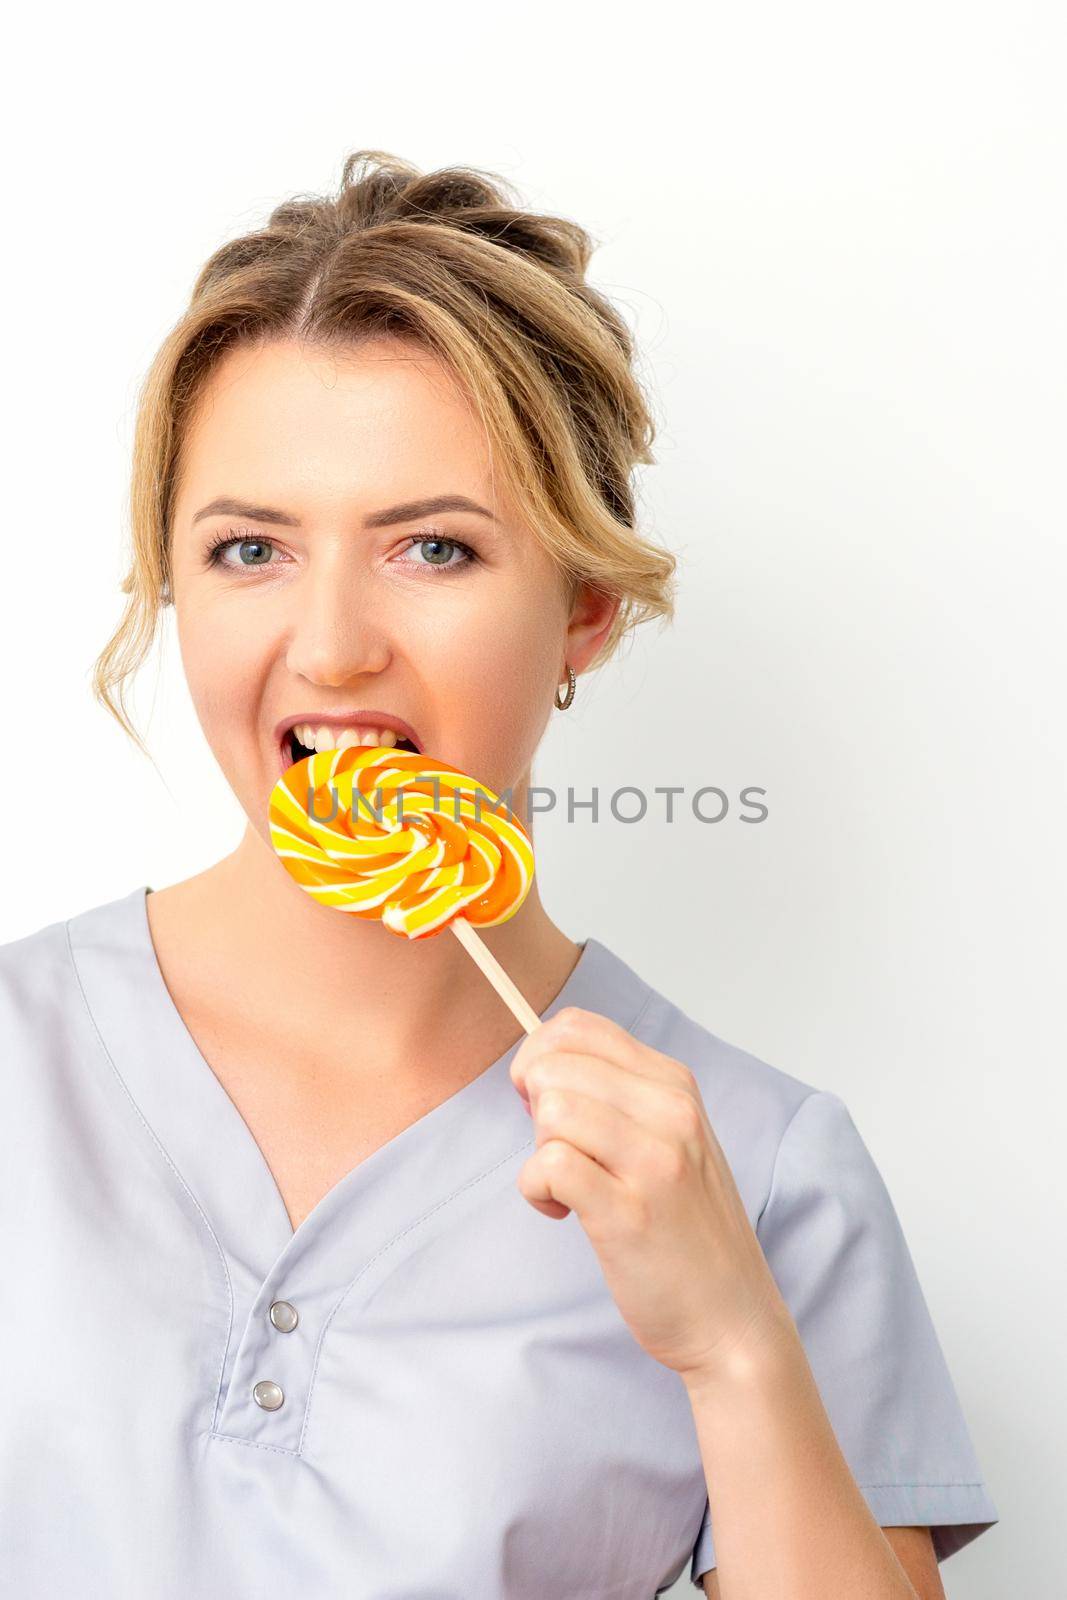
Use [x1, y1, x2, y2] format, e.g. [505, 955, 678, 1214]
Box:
[554, 665, 576, 711]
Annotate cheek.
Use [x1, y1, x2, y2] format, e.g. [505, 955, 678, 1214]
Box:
[175, 605, 265, 738]
[431, 599, 560, 777]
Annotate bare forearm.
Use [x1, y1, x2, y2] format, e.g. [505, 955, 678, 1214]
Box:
[683, 1317, 919, 1600]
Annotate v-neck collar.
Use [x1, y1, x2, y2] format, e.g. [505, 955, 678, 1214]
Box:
[68, 884, 654, 1450]
[68, 883, 652, 1276]
[66, 889, 655, 1452]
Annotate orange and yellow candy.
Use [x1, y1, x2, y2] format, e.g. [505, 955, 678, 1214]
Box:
[267, 744, 534, 940]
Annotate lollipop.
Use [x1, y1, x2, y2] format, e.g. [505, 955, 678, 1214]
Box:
[267, 743, 542, 1031]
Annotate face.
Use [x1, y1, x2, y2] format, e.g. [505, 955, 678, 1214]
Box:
[168, 336, 617, 842]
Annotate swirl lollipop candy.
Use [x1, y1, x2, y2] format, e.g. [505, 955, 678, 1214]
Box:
[267, 743, 542, 1031]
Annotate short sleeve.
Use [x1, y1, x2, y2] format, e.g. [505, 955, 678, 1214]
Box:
[690, 1089, 999, 1587]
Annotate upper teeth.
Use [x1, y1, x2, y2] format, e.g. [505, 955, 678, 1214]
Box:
[291, 724, 403, 754]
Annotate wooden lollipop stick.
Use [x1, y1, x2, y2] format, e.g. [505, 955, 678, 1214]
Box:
[449, 916, 543, 1034]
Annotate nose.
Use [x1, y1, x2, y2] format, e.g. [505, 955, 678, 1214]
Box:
[283, 560, 391, 687]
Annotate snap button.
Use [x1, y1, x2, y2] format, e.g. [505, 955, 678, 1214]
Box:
[269, 1300, 299, 1333]
[252, 1380, 285, 1411]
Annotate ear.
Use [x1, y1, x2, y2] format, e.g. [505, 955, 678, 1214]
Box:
[564, 583, 620, 675]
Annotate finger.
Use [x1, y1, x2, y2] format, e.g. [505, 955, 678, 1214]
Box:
[517, 1136, 618, 1222]
[532, 1084, 677, 1183]
[517, 1047, 709, 1146]
[513, 1005, 693, 1096]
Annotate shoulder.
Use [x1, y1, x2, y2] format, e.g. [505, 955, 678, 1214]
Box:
[0, 909, 90, 1153]
[0, 885, 146, 1055]
[0, 905, 74, 1022]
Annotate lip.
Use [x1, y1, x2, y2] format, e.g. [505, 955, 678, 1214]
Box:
[273, 710, 423, 775]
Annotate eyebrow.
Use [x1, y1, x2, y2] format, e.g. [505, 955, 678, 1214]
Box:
[191, 494, 498, 529]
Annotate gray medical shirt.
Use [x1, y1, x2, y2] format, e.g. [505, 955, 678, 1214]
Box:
[0, 885, 998, 1596]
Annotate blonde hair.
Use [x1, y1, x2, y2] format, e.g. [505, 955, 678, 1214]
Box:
[92, 150, 677, 755]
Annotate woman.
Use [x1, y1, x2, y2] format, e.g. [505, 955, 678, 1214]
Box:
[0, 151, 997, 1598]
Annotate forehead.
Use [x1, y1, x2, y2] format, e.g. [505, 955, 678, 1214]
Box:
[175, 337, 494, 516]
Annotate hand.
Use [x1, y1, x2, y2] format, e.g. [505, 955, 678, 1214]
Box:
[509, 1005, 796, 1385]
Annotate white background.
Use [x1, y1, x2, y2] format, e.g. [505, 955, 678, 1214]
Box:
[3, 4, 1063, 1595]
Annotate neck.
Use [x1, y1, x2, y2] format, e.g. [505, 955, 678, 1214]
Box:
[159, 814, 580, 1085]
